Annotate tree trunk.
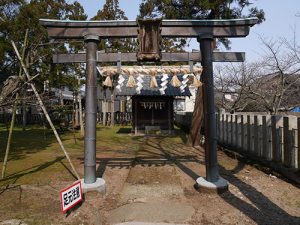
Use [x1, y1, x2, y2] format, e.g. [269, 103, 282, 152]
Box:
[21, 30, 29, 132]
[187, 86, 204, 147]
[74, 92, 79, 127]
[60, 89, 64, 106]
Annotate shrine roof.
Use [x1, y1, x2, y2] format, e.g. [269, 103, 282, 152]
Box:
[116, 75, 192, 97]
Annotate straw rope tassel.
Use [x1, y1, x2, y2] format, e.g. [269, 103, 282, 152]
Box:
[171, 69, 181, 87]
[150, 69, 158, 88]
[103, 75, 113, 87]
[192, 74, 202, 87]
[126, 68, 136, 88]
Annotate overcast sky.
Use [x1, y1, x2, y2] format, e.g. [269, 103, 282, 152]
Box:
[72, 0, 300, 62]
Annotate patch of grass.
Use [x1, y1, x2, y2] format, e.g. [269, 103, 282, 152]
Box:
[0, 124, 58, 161]
[96, 125, 141, 152]
[0, 124, 187, 187]
[0, 124, 83, 186]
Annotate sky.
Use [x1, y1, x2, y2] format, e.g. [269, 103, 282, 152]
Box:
[71, 0, 300, 62]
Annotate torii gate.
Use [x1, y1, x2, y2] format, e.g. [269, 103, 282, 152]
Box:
[40, 18, 258, 193]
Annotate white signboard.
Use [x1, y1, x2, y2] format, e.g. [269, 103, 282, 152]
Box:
[60, 181, 83, 213]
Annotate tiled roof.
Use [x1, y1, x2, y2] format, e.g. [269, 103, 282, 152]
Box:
[116, 74, 191, 97]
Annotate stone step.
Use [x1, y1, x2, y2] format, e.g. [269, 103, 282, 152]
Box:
[108, 202, 195, 225]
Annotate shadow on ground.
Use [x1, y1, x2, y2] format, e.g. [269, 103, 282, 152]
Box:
[78, 135, 204, 179]
[219, 162, 300, 225]
[0, 126, 57, 161]
[0, 156, 67, 186]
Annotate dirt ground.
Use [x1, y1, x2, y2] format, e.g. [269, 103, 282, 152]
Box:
[0, 126, 299, 225]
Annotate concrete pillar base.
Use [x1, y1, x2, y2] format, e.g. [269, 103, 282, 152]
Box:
[79, 178, 106, 193]
[195, 176, 228, 193]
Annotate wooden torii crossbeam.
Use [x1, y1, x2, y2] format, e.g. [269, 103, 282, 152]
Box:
[53, 51, 245, 63]
[40, 18, 257, 38]
[40, 18, 258, 193]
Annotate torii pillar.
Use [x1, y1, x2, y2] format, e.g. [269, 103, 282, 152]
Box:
[196, 34, 228, 192]
[81, 35, 106, 192]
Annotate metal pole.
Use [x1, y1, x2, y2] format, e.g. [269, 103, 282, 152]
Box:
[198, 34, 219, 182]
[84, 35, 99, 184]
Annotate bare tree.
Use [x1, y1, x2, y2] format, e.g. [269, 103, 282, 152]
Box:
[214, 61, 262, 112]
[252, 35, 300, 114]
[214, 34, 300, 115]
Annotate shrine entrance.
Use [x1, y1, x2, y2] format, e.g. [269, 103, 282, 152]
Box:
[133, 96, 173, 134]
[40, 17, 258, 192]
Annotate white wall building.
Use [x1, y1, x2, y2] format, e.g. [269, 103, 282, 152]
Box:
[174, 86, 197, 113]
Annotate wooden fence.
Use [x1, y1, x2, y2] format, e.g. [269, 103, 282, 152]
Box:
[97, 112, 132, 125]
[217, 113, 299, 169]
[0, 113, 45, 125]
[175, 112, 300, 170]
[0, 112, 132, 126]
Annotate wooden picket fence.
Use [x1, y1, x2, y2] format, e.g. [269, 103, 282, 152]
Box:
[0, 112, 132, 126]
[217, 113, 300, 169]
[0, 113, 45, 125]
[175, 112, 300, 170]
[97, 112, 132, 125]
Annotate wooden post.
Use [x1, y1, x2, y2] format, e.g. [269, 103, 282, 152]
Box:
[103, 101, 107, 126]
[235, 115, 239, 150]
[247, 115, 251, 153]
[219, 113, 222, 142]
[226, 114, 229, 144]
[262, 116, 267, 159]
[291, 128, 296, 168]
[297, 117, 300, 172]
[271, 116, 278, 161]
[258, 116, 263, 157]
[241, 115, 244, 152]
[221, 114, 224, 143]
[283, 117, 291, 167]
[111, 91, 115, 126]
[253, 115, 258, 156]
[1, 95, 18, 178]
[267, 116, 272, 160]
[230, 114, 233, 146]
[279, 125, 284, 163]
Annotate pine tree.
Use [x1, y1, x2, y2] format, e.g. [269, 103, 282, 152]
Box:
[0, 0, 88, 87]
[93, 0, 127, 20]
[92, 0, 137, 53]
